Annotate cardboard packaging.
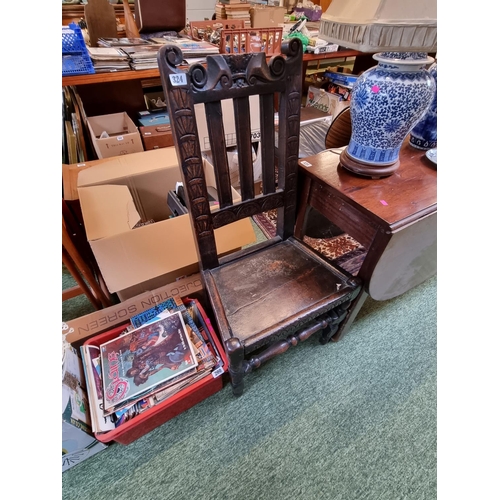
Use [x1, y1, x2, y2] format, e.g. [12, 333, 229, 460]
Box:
[62, 342, 107, 471]
[305, 86, 350, 118]
[194, 96, 260, 151]
[86, 112, 144, 159]
[77, 147, 256, 300]
[63, 273, 204, 344]
[140, 125, 174, 150]
[250, 6, 287, 28]
[81, 297, 228, 445]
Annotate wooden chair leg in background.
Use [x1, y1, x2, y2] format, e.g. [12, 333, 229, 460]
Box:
[63, 247, 103, 309]
[63, 218, 112, 310]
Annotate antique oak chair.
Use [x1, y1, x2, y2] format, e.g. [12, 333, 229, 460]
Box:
[158, 39, 361, 396]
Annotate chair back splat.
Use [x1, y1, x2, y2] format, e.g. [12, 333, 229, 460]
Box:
[158, 39, 362, 396]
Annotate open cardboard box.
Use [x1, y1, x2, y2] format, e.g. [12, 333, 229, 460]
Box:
[77, 147, 256, 300]
[86, 112, 144, 159]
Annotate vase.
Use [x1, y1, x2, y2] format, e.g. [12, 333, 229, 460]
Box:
[409, 62, 437, 150]
[340, 52, 436, 178]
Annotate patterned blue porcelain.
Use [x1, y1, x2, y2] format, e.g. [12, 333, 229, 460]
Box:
[410, 62, 437, 150]
[346, 52, 436, 166]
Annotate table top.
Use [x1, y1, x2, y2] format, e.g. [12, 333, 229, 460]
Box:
[298, 138, 437, 229]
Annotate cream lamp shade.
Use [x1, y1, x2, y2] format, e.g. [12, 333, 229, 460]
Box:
[319, 0, 437, 52]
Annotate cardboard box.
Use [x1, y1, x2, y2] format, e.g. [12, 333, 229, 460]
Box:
[77, 147, 256, 297]
[194, 96, 261, 151]
[63, 273, 204, 344]
[62, 343, 107, 471]
[63, 157, 119, 201]
[305, 86, 350, 118]
[250, 6, 287, 28]
[81, 297, 228, 445]
[86, 112, 144, 159]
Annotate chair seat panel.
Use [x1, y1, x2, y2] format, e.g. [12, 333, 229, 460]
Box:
[208, 239, 353, 349]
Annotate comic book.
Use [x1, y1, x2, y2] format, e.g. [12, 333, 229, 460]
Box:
[100, 311, 198, 414]
[80, 344, 116, 433]
[130, 296, 216, 371]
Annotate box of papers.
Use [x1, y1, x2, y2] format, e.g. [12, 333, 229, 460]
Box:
[86, 112, 144, 159]
[81, 297, 228, 445]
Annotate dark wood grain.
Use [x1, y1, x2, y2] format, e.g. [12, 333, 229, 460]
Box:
[84, 0, 117, 47]
[299, 138, 437, 229]
[158, 39, 362, 395]
[295, 137, 437, 341]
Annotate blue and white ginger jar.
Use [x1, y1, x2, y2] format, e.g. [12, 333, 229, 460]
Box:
[346, 52, 436, 166]
[410, 62, 437, 150]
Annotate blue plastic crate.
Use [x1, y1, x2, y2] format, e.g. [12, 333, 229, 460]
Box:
[62, 23, 95, 76]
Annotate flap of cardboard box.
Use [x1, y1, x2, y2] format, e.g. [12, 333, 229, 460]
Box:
[78, 185, 142, 240]
[77, 147, 179, 187]
[75, 146, 256, 293]
[86, 112, 138, 137]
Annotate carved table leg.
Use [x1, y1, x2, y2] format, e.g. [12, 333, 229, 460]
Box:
[225, 337, 246, 397]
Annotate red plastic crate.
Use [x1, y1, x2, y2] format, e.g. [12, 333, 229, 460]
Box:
[83, 298, 227, 445]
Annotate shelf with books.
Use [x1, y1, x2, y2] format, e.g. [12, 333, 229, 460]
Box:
[62, 48, 367, 87]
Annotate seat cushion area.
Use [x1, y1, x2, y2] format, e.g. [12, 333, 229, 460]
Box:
[207, 239, 354, 351]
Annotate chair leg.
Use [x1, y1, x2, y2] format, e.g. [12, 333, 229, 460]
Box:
[225, 337, 246, 397]
[62, 220, 112, 308]
[63, 248, 103, 310]
[319, 301, 351, 344]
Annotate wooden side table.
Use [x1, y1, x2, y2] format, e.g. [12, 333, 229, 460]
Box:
[295, 137, 437, 340]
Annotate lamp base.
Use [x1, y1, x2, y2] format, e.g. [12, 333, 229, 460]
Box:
[339, 150, 399, 179]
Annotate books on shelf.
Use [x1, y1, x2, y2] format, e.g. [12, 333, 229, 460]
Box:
[152, 37, 220, 58]
[97, 37, 152, 47]
[86, 47, 131, 73]
[215, 3, 227, 19]
[120, 45, 161, 70]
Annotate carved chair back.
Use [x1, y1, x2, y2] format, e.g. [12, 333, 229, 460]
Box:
[158, 40, 362, 396]
[158, 38, 304, 271]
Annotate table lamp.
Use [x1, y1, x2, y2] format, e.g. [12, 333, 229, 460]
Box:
[319, 0, 437, 177]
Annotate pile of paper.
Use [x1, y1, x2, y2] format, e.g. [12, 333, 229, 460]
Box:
[86, 47, 130, 73]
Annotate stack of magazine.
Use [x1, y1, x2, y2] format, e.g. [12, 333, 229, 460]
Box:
[97, 37, 153, 48]
[86, 47, 131, 73]
[119, 45, 162, 70]
[80, 297, 224, 434]
[95, 35, 220, 68]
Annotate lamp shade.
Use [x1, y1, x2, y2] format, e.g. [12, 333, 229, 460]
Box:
[319, 0, 437, 52]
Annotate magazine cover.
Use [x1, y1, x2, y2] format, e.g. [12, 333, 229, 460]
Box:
[100, 311, 198, 413]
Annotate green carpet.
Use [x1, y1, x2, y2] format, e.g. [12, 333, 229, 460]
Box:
[62, 273, 437, 500]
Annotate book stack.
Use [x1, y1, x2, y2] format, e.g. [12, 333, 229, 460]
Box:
[224, 2, 252, 27]
[86, 47, 131, 73]
[215, 2, 227, 19]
